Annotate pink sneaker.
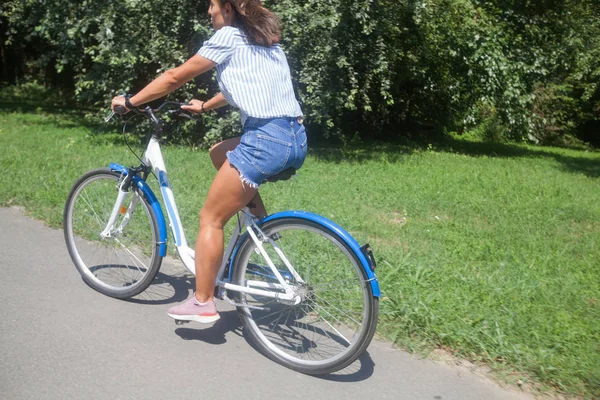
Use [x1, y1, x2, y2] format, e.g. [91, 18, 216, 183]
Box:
[167, 295, 220, 323]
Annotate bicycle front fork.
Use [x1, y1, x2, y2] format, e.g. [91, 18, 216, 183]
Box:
[100, 170, 139, 238]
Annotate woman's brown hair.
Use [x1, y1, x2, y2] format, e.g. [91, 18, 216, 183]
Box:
[219, 0, 281, 46]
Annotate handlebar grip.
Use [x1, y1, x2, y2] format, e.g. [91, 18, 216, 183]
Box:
[114, 105, 128, 115]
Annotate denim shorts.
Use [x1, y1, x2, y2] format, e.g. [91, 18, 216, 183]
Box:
[226, 116, 308, 189]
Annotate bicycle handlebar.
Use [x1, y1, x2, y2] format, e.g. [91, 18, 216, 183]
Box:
[105, 101, 194, 125]
[114, 105, 127, 115]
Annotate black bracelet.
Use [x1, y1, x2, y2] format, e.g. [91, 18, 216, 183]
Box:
[124, 95, 136, 110]
[201, 102, 207, 113]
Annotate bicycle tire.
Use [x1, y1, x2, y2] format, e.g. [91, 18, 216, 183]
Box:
[63, 168, 162, 298]
[232, 217, 379, 375]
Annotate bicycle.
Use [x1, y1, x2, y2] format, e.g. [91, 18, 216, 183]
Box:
[63, 102, 381, 375]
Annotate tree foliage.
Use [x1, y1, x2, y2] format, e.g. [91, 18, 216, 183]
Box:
[1, 0, 598, 146]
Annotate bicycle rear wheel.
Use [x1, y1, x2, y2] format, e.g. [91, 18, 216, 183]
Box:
[63, 168, 162, 298]
[232, 217, 378, 375]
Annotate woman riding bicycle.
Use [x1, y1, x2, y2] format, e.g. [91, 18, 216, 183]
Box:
[111, 0, 307, 323]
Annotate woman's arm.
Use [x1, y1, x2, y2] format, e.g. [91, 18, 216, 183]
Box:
[112, 54, 216, 110]
[181, 92, 228, 114]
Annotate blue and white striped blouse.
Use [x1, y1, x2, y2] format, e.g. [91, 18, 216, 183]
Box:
[197, 26, 302, 126]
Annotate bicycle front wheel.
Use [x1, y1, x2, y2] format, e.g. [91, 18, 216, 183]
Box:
[63, 168, 162, 299]
[232, 217, 379, 375]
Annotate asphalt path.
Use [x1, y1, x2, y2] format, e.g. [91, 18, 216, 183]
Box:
[0, 207, 534, 400]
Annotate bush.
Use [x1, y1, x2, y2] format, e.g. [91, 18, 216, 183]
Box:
[1, 0, 599, 146]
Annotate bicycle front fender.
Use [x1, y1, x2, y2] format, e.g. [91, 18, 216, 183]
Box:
[243, 211, 381, 298]
[110, 163, 168, 257]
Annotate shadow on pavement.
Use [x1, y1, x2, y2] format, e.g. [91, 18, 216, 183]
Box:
[173, 310, 243, 345]
[126, 270, 193, 305]
[124, 266, 378, 382]
[314, 351, 375, 382]
[172, 308, 377, 382]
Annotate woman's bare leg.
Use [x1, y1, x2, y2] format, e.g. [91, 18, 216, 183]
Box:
[209, 138, 267, 218]
[194, 160, 259, 302]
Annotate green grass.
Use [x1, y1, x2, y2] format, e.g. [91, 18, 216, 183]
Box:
[1, 97, 599, 398]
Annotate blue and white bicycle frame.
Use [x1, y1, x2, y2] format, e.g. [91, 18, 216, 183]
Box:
[101, 134, 381, 304]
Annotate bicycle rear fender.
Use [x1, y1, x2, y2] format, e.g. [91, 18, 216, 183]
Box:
[232, 211, 381, 298]
[110, 163, 168, 257]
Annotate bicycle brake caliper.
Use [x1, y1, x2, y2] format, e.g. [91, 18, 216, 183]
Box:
[360, 244, 377, 271]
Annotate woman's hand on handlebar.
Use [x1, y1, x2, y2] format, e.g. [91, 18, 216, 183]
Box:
[111, 95, 129, 114]
[181, 99, 206, 114]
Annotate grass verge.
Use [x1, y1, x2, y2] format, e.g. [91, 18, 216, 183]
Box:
[1, 95, 598, 398]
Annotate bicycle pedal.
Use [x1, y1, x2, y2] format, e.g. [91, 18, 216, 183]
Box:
[175, 319, 190, 325]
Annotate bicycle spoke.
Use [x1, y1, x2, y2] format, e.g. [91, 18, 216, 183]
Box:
[304, 301, 352, 345]
[65, 170, 160, 298]
[291, 313, 344, 355]
[112, 241, 142, 284]
[310, 291, 364, 327]
[234, 217, 377, 373]
[79, 189, 107, 230]
[114, 237, 147, 276]
[306, 279, 364, 290]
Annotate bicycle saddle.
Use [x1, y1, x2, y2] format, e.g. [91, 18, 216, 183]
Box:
[264, 168, 296, 183]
